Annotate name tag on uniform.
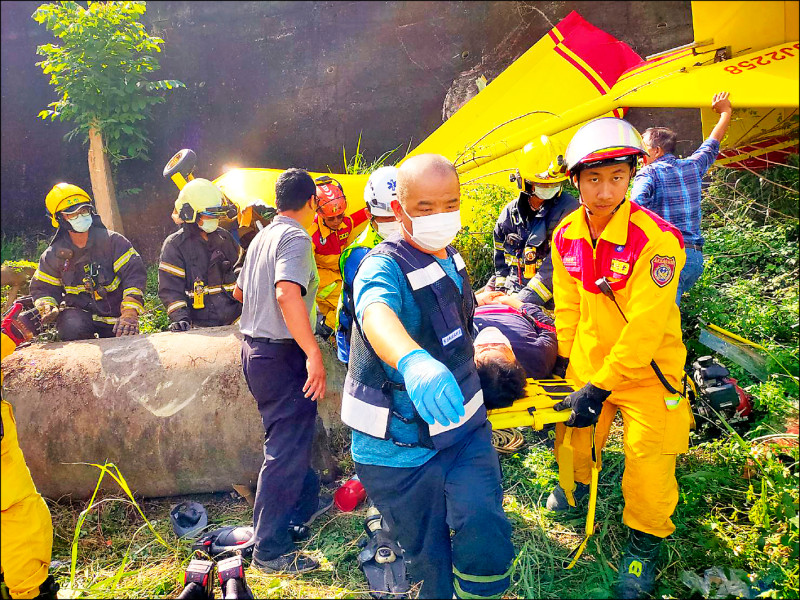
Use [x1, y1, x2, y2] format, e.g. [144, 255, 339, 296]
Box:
[562, 254, 579, 268]
[442, 328, 463, 346]
[610, 259, 630, 275]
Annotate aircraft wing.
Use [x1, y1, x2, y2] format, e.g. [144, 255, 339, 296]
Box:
[692, 1, 799, 168]
[404, 11, 643, 198]
[213, 168, 370, 235]
[456, 41, 798, 176]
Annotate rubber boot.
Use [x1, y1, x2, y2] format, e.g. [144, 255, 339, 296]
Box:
[32, 575, 60, 600]
[615, 529, 663, 599]
[0, 574, 59, 600]
[544, 482, 590, 511]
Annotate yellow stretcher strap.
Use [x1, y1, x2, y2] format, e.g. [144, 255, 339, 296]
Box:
[559, 427, 576, 507]
[565, 425, 599, 570]
[486, 379, 600, 570]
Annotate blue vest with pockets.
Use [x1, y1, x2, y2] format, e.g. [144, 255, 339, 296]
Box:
[341, 238, 486, 451]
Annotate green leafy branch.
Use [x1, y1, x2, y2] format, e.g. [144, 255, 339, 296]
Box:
[33, 1, 185, 164]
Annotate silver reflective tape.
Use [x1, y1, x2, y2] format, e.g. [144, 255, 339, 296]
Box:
[341, 392, 390, 438]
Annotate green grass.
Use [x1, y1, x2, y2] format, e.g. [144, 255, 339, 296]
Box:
[7, 165, 800, 598]
[47, 419, 797, 599]
[337, 133, 409, 176]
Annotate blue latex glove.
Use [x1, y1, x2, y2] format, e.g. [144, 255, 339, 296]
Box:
[397, 348, 466, 426]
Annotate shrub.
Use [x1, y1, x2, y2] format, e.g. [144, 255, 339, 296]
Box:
[453, 184, 515, 288]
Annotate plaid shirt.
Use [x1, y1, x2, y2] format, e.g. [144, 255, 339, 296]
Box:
[631, 138, 720, 247]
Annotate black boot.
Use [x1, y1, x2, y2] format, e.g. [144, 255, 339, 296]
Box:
[32, 575, 60, 600]
[1, 574, 59, 600]
[544, 482, 590, 511]
[616, 529, 663, 599]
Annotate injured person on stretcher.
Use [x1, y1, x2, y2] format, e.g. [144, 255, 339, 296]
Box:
[473, 289, 558, 409]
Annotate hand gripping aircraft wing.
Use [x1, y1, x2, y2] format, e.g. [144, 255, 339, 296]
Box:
[450, 1, 799, 195]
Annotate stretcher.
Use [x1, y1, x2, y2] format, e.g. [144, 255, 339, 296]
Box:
[487, 378, 599, 569]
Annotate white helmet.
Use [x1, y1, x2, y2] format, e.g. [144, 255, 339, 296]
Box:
[363, 166, 398, 217]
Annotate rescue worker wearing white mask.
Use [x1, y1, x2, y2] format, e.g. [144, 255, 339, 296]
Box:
[334, 166, 401, 363]
[488, 136, 579, 309]
[340, 154, 514, 599]
[158, 178, 242, 331]
[30, 183, 146, 341]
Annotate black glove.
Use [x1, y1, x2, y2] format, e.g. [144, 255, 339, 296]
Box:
[553, 382, 611, 428]
[552, 355, 570, 379]
[169, 320, 191, 332]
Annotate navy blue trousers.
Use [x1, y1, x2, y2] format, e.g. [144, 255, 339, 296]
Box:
[356, 421, 515, 599]
[56, 307, 115, 341]
[241, 338, 320, 561]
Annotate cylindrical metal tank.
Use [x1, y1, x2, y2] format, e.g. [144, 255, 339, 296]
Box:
[2, 326, 346, 499]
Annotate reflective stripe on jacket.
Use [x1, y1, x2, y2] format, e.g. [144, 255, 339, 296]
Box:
[30, 217, 146, 318]
[158, 225, 242, 326]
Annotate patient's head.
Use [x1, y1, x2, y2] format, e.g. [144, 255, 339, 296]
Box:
[473, 327, 527, 410]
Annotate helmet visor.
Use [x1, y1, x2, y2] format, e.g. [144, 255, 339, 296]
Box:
[198, 205, 227, 218]
[60, 201, 92, 216]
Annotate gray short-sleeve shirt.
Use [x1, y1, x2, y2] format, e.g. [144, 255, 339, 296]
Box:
[237, 215, 319, 339]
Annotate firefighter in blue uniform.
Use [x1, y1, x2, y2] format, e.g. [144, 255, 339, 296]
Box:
[341, 154, 514, 599]
[488, 136, 579, 308]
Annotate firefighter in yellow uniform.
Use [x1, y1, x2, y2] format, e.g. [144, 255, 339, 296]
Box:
[549, 118, 689, 599]
[1, 302, 58, 600]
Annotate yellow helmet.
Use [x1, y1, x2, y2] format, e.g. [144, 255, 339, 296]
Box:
[512, 135, 568, 188]
[45, 183, 93, 228]
[174, 178, 227, 224]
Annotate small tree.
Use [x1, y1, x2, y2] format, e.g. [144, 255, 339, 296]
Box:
[33, 0, 184, 234]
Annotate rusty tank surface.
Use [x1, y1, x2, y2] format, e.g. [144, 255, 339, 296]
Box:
[2, 325, 346, 500]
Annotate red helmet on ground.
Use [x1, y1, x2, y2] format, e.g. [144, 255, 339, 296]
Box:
[315, 176, 347, 218]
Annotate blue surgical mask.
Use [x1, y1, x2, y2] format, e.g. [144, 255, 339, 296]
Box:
[70, 213, 93, 233]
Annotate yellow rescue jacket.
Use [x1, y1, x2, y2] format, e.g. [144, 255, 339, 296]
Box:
[551, 200, 687, 392]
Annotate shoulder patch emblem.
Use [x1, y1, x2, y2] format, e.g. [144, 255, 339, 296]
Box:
[650, 255, 676, 287]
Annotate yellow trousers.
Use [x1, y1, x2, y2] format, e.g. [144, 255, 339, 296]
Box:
[1, 401, 53, 600]
[554, 383, 691, 538]
[316, 278, 342, 329]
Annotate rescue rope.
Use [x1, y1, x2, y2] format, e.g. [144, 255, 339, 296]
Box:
[491, 428, 526, 454]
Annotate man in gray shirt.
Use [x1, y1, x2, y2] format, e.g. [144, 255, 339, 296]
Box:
[233, 168, 328, 574]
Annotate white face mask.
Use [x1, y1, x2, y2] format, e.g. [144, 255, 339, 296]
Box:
[401, 206, 462, 252]
[69, 213, 93, 233]
[375, 220, 401, 239]
[199, 218, 219, 233]
[534, 184, 561, 200]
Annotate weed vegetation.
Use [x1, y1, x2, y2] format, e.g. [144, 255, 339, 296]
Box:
[2, 162, 798, 598]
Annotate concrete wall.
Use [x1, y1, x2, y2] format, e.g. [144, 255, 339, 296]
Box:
[1, 1, 697, 262]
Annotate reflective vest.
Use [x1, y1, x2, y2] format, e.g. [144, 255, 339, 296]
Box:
[341, 238, 487, 451]
[335, 224, 383, 336]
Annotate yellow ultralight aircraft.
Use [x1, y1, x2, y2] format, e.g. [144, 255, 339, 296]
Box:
[176, 1, 798, 232]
